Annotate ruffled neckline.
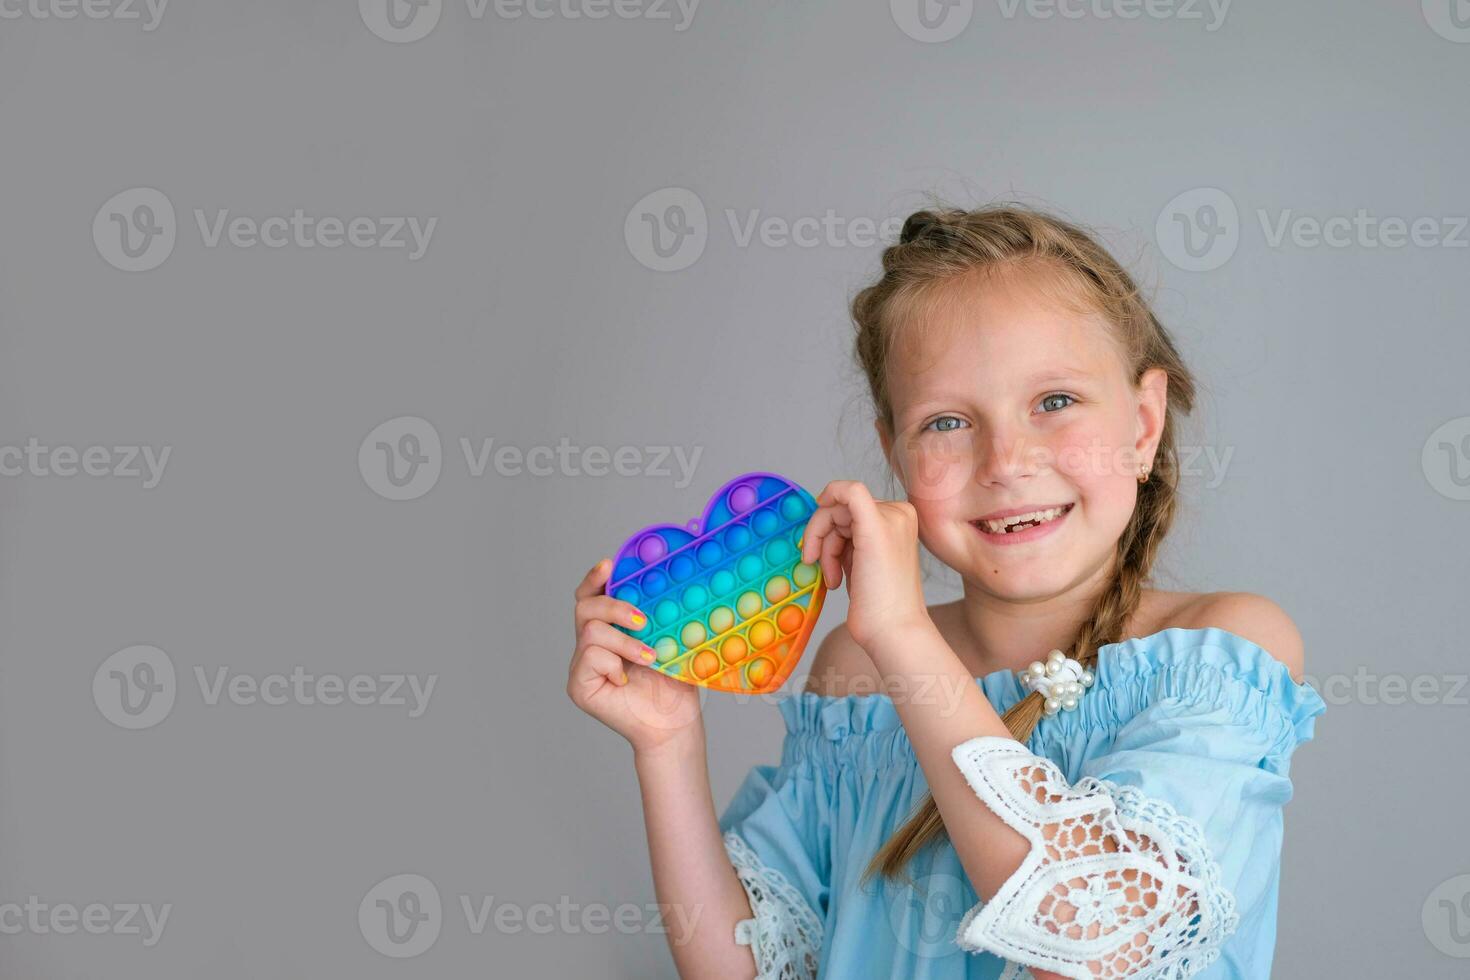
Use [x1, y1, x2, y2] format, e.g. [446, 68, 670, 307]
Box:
[775, 626, 1325, 764]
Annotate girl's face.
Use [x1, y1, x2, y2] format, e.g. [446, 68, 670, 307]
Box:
[879, 268, 1168, 603]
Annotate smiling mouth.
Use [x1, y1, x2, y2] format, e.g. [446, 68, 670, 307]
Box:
[972, 503, 1074, 535]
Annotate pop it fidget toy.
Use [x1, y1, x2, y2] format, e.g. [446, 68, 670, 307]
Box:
[607, 472, 827, 695]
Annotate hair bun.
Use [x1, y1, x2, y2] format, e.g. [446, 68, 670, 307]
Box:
[899, 210, 947, 244]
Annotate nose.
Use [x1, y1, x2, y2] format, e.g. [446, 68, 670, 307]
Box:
[973, 423, 1037, 488]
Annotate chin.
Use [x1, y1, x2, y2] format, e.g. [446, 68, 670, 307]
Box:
[961, 559, 1086, 603]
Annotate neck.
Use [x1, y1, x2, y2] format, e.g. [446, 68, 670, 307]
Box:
[950, 557, 1117, 677]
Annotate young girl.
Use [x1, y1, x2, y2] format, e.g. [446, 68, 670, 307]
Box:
[567, 205, 1325, 979]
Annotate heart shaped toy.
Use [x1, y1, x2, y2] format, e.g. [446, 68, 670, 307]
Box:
[607, 472, 827, 694]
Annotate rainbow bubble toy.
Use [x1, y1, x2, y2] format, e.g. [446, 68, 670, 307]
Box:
[608, 471, 827, 695]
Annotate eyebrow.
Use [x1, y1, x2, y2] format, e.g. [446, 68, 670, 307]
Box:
[1023, 367, 1097, 385]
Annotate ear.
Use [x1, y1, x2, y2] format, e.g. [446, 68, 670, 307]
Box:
[1134, 367, 1169, 474]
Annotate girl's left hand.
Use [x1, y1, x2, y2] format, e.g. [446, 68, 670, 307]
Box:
[799, 480, 932, 654]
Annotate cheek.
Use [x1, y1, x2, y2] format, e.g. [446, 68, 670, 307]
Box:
[1049, 419, 1140, 505]
[891, 434, 975, 503]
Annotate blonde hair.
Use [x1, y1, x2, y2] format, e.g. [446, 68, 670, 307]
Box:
[851, 204, 1197, 887]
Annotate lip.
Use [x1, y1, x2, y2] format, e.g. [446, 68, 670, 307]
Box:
[970, 502, 1074, 546]
[973, 502, 1074, 523]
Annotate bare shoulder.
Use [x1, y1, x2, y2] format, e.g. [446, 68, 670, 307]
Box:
[801, 621, 885, 697]
[1171, 590, 1305, 681]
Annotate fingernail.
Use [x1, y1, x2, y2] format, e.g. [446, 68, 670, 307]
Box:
[642, 648, 655, 661]
[620, 671, 629, 685]
[630, 611, 647, 628]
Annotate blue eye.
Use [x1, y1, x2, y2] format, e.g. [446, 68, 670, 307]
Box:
[924, 416, 969, 433]
[1038, 393, 1075, 413]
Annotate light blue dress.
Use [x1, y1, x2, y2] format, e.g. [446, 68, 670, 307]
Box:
[717, 627, 1326, 979]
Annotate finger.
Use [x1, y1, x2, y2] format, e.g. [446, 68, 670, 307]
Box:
[571, 643, 629, 694]
[815, 479, 857, 507]
[575, 557, 613, 601]
[819, 523, 847, 590]
[800, 502, 853, 564]
[800, 504, 835, 564]
[819, 480, 881, 528]
[583, 620, 658, 668]
[575, 594, 649, 636]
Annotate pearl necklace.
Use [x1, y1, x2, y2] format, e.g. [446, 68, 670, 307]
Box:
[1019, 649, 1096, 717]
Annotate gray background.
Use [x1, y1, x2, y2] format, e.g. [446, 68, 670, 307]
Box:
[1, 0, 1467, 976]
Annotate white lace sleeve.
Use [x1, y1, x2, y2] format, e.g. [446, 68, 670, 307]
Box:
[723, 830, 823, 980]
[949, 736, 1238, 980]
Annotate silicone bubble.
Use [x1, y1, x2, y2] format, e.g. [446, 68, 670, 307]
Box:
[607, 471, 827, 695]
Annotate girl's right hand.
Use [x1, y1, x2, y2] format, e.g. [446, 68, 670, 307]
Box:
[566, 557, 704, 756]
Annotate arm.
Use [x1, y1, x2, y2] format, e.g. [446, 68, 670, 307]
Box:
[565, 558, 769, 978]
[872, 597, 1307, 979]
[635, 732, 769, 979]
[865, 619, 1076, 980]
